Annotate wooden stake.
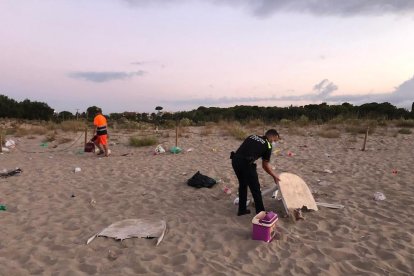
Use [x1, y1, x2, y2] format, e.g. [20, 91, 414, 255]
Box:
[84, 127, 88, 147]
[361, 127, 369, 151]
[175, 120, 179, 147]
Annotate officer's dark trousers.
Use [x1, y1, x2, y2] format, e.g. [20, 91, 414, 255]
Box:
[232, 158, 265, 214]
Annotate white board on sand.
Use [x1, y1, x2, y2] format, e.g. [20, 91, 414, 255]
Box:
[279, 172, 318, 213]
[86, 219, 167, 246]
[316, 202, 344, 209]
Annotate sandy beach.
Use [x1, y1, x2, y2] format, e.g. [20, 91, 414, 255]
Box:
[0, 124, 413, 275]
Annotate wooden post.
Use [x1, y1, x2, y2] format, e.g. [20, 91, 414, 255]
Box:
[175, 120, 179, 147]
[84, 127, 88, 147]
[361, 127, 369, 151]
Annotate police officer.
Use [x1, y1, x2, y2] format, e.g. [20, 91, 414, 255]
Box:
[231, 129, 280, 216]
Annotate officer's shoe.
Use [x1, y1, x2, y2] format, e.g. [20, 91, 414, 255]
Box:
[237, 209, 251, 216]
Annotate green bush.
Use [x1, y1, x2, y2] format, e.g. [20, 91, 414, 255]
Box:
[296, 115, 310, 126]
[180, 118, 192, 127]
[129, 136, 158, 147]
[280, 119, 292, 126]
[227, 126, 247, 140]
[398, 128, 412, 135]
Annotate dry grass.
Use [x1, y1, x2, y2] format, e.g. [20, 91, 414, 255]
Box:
[129, 136, 158, 147]
[200, 127, 213, 136]
[179, 118, 192, 127]
[286, 126, 307, 136]
[345, 125, 369, 134]
[43, 132, 57, 143]
[296, 115, 310, 127]
[318, 129, 341, 138]
[246, 119, 265, 129]
[395, 119, 414, 128]
[226, 126, 247, 140]
[14, 128, 30, 137]
[57, 137, 73, 144]
[59, 120, 86, 132]
[280, 119, 292, 126]
[398, 128, 412, 135]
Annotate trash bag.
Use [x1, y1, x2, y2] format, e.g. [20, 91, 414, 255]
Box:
[170, 146, 182, 154]
[84, 142, 95, 153]
[187, 171, 217, 188]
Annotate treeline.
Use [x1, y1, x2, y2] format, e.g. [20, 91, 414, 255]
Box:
[1, 94, 413, 123]
[152, 102, 414, 124]
[0, 95, 54, 120]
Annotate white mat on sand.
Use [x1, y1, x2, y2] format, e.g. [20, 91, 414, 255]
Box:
[86, 219, 167, 246]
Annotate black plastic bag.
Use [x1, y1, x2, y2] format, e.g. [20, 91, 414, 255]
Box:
[187, 171, 217, 188]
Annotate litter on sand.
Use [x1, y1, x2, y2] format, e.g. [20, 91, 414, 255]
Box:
[154, 145, 166, 154]
[86, 219, 167, 246]
[233, 197, 251, 207]
[170, 146, 182, 154]
[5, 140, 16, 149]
[373, 192, 386, 201]
[0, 168, 23, 178]
[74, 167, 81, 173]
[316, 202, 344, 209]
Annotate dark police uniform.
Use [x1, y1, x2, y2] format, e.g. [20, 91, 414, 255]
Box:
[231, 135, 272, 214]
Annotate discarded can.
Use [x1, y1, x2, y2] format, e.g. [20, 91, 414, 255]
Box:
[223, 186, 232, 195]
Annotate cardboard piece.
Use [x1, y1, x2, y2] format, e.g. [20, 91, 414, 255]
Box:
[278, 172, 318, 214]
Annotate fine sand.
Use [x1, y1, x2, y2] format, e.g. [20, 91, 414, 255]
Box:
[0, 125, 413, 275]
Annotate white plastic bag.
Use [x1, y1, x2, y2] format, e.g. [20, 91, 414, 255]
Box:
[373, 192, 386, 201]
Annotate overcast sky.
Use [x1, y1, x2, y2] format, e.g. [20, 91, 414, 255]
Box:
[1, 0, 413, 113]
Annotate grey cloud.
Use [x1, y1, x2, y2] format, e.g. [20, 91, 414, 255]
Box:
[69, 70, 146, 83]
[327, 76, 414, 109]
[165, 76, 413, 110]
[123, 0, 414, 17]
[312, 79, 338, 98]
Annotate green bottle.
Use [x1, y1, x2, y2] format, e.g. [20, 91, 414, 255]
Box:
[0, 205, 6, 211]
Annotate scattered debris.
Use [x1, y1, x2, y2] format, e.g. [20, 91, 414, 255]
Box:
[0, 168, 22, 178]
[223, 186, 232, 195]
[392, 169, 398, 175]
[318, 181, 331, 187]
[154, 145, 165, 154]
[233, 197, 251, 207]
[373, 192, 386, 201]
[316, 202, 344, 209]
[0, 204, 6, 211]
[186, 148, 194, 152]
[107, 250, 119, 261]
[86, 219, 167, 246]
[5, 140, 16, 149]
[170, 146, 182, 154]
[293, 208, 305, 220]
[74, 167, 81, 173]
[187, 171, 217, 188]
[312, 169, 333, 174]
